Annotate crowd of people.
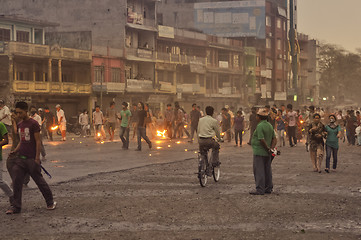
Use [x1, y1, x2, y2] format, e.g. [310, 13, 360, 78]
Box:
[0, 98, 361, 212]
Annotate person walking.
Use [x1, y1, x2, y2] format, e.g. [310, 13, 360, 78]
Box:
[56, 104, 66, 141]
[345, 110, 357, 146]
[106, 102, 117, 141]
[119, 102, 132, 150]
[308, 113, 327, 173]
[247, 107, 257, 145]
[221, 108, 231, 142]
[250, 108, 277, 195]
[0, 100, 12, 139]
[0, 122, 13, 203]
[135, 102, 152, 151]
[6, 101, 56, 214]
[234, 110, 245, 147]
[130, 104, 138, 139]
[189, 103, 201, 143]
[79, 109, 89, 137]
[93, 105, 104, 141]
[164, 104, 174, 139]
[275, 110, 286, 147]
[324, 114, 342, 173]
[43, 107, 55, 141]
[30, 106, 46, 161]
[286, 104, 298, 147]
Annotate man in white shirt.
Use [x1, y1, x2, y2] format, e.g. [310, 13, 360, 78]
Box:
[56, 104, 67, 141]
[93, 105, 104, 140]
[79, 109, 89, 137]
[286, 104, 298, 147]
[0, 100, 12, 136]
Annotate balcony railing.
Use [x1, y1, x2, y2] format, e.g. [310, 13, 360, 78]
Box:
[156, 52, 206, 65]
[126, 79, 154, 92]
[92, 82, 125, 93]
[3, 42, 92, 61]
[177, 84, 205, 94]
[12, 80, 91, 94]
[125, 48, 156, 61]
[159, 81, 175, 93]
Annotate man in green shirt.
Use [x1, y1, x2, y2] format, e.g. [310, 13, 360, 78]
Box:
[0, 122, 13, 201]
[250, 108, 277, 195]
[197, 106, 221, 171]
[119, 102, 132, 150]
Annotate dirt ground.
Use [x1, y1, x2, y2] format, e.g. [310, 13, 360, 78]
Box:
[0, 142, 360, 240]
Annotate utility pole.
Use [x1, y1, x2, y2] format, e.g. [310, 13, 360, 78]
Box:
[289, 0, 298, 101]
[100, 63, 104, 110]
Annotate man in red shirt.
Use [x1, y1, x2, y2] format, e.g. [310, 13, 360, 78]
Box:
[6, 101, 56, 214]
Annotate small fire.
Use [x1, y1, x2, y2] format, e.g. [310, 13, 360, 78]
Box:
[184, 125, 188, 128]
[97, 132, 101, 137]
[51, 125, 58, 131]
[220, 132, 225, 136]
[176, 141, 181, 144]
[156, 130, 167, 138]
[300, 120, 304, 124]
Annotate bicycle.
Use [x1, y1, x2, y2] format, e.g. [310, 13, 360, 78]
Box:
[198, 149, 220, 187]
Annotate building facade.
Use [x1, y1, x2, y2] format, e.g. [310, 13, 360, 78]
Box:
[0, 16, 92, 117]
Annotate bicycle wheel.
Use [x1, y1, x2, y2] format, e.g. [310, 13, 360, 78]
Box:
[198, 154, 207, 187]
[213, 165, 220, 182]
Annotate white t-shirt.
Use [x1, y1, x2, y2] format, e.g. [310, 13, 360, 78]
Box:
[31, 114, 42, 126]
[287, 111, 298, 127]
[0, 106, 12, 126]
[79, 113, 89, 125]
[57, 109, 66, 123]
[93, 111, 104, 125]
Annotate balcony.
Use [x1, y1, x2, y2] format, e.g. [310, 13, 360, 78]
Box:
[2, 42, 92, 62]
[156, 52, 206, 66]
[158, 81, 176, 93]
[126, 79, 154, 92]
[177, 84, 205, 94]
[13, 80, 91, 94]
[92, 82, 126, 93]
[125, 48, 156, 62]
[205, 87, 242, 98]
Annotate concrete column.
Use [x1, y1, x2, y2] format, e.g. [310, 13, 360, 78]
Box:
[48, 59, 52, 82]
[13, 61, 17, 81]
[31, 28, 35, 43]
[32, 63, 36, 81]
[173, 72, 176, 86]
[8, 56, 14, 92]
[58, 60, 62, 82]
[42, 62, 46, 82]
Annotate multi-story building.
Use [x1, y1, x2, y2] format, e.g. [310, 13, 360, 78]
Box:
[0, 16, 92, 117]
[157, 0, 289, 105]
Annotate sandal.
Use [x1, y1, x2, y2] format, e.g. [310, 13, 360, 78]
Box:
[47, 201, 57, 210]
[6, 207, 21, 215]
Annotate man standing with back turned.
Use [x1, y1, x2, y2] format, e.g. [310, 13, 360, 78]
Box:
[6, 101, 56, 214]
[250, 108, 277, 195]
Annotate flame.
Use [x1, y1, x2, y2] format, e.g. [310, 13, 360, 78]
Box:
[97, 132, 101, 137]
[300, 120, 304, 124]
[176, 141, 181, 144]
[51, 125, 58, 131]
[156, 130, 167, 138]
[184, 125, 188, 128]
[220, 132, 225, 136]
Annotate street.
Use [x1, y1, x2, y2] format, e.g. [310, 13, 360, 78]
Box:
[0, 134, 361, 239]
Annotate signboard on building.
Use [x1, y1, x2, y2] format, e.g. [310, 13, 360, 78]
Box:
[194, 0, 266, 38]
[158, 25, 175, 39]
[274, 91, 287, 101]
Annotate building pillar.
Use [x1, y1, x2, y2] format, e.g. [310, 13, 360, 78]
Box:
[48, 59, 52, 82]
[32, 63, 36, 81]
[8, 56, 14, 91]
[58, 60, 62, 82]
[42, 62, 46, 82]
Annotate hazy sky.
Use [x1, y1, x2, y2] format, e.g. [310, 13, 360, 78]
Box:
[297, 0, 361, 52]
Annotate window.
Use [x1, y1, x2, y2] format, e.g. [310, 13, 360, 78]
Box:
[0, 28, 10, 41]
[266, 38, 271, 49]
[277, 19, 281, 29]
[266, 16, 271, 27]
[94, 66, 104, 83]
[111, 68, 121, 82]
[233, 54, 239, 68]
[276, 79, 282, 92]
[277, 60, 282, 70]
[16, 31, 29, 43]
[266, 58, 273, 69]
[277, 39, 281, 50]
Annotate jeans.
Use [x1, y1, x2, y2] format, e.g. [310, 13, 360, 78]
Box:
[346, 130, 356, 145]
[137, 127, 151, 150]
[277, 129, 285, 146]
[0, 160, 13, 200]
[8, 156, 54, 210]
[325, 145, 338, 169]
[198, 138, 220, 165]
[253, 155, 273, 194]
[190, 125, 198, 141]
[235, 129, 243, 145]
[119, 126, 130, 149]
[288, 126, 297, 146]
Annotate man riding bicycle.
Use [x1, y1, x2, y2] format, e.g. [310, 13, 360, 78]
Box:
[197, 106, 221, 169]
